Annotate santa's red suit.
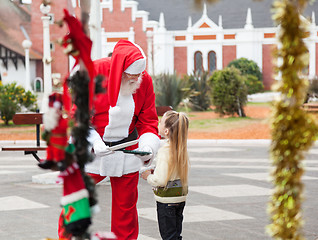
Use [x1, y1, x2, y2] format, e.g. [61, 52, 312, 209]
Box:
[46, 116, 68, 162]
[59, 40, 160, 240]
[39, 93, 69, 171]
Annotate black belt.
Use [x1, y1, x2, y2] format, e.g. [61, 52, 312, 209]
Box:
[103, 128, 138, 149]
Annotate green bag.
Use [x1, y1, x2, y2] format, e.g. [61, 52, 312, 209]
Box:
[153, 179, 187, 197]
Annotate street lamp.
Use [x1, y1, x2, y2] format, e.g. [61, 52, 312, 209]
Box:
[146, 31, 154, 75]
[40, 3, 52, 112]
[22, 39, 32, 92]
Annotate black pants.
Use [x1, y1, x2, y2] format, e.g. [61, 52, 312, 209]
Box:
[156, 201, 185, 240]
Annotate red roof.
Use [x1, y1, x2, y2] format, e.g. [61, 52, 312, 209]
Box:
[0, 1, 42, 59]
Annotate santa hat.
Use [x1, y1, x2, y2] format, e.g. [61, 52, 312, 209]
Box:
[108, 40, 146, 107]
[48, 92, 63, 109]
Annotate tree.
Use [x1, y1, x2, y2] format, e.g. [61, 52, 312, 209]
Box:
[228, 58, 262, 80]
[209, 67, 247, 117]
[186, 71, 212, 111]
[245, 74, 264, 94]
[153, 73, 193, 109]
[228, 58, 264, 94]
[0, 83, 37, 125]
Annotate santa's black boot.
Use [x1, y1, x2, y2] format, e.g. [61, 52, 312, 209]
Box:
[38, 160, 56, 170]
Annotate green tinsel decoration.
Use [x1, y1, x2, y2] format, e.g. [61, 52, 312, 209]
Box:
[267, 0, 318, 239]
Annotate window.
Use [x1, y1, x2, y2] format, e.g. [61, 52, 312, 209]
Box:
[208, 51, 216, 73]
[194, 51, 203, 74]
[35, 80, 41, 92]
[34, 77, 43, 92]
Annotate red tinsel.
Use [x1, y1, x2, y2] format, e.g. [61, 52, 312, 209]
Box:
[62, 9, 95, 111]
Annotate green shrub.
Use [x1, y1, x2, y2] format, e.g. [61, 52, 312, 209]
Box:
[186, 71, 211, 111]
[209, 67, 247, 117]
[153, 73, 193, 109]
[0, 83, 37, 125]
[228, 57, 262, 80]
[245, 74, 264, 94]
[228, 58, 264, 94]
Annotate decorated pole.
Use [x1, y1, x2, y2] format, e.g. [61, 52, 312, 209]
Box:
[40, 2, 53, 112]
[58, 9, 98, 239]
[80, 0, 90, 35]
[267, 0, 318, 239]
[38, 1, 101, 238]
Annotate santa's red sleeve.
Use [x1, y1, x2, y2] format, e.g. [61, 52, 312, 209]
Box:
[135, 72, 160, 154]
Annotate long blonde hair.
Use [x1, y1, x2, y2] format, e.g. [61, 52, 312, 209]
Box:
[164, 111, 189, 193]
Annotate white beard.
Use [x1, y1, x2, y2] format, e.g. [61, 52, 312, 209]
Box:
[43, 107, 59, 131]
[120, 76, 142, 96]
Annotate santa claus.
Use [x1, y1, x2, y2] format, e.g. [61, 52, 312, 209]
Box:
[58, 40, 160, 240]
[39, 92, 68, 170]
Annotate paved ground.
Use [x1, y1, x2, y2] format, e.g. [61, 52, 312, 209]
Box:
[0, 140, 318, 240]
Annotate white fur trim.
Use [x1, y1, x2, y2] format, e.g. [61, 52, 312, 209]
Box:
[103, 94, 135, 141]
[139, 133, 161, 156]
[85, 150, 142, 177]
[60, 189, 89, 206]
[124, 42, 146, 74]
[87, 127, 103, 145]
[109, 105, 120, 115]
[124, 58, 146, 74]
[138, 133, 160, 167]
[43, 107, 59, 131]
[53, 101, 61, 109]
[59, 162, 79, 177]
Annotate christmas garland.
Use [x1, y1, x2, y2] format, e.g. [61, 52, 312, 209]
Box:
[268, 0, 318, 239]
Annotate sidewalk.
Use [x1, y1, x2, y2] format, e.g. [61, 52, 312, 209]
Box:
[0, 139, 271, 185]
[1, 139, 318, 240]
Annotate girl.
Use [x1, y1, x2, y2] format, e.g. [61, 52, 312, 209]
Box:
[141, 110, 189, 240]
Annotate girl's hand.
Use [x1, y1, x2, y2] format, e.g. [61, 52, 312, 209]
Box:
[141, 170, 151, 180]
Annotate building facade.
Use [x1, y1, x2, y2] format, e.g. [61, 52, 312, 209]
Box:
[0, 0, 74, 93]
[2, 0, 318, 92]
[96, 0, 318, 90]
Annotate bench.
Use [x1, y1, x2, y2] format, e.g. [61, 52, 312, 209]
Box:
[1, 106, 172, 161]
[302, 103, 318, 113]
[1, 112, 46, 161]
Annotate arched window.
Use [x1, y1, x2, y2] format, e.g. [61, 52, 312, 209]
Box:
[34, 77, 43, 92]
[194, 51, 203, 74]
[208, 51, 216, 73]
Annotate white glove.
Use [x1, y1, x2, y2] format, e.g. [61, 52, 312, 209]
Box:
[136, 145, 153, 166]
[93, 140, 113, 157]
